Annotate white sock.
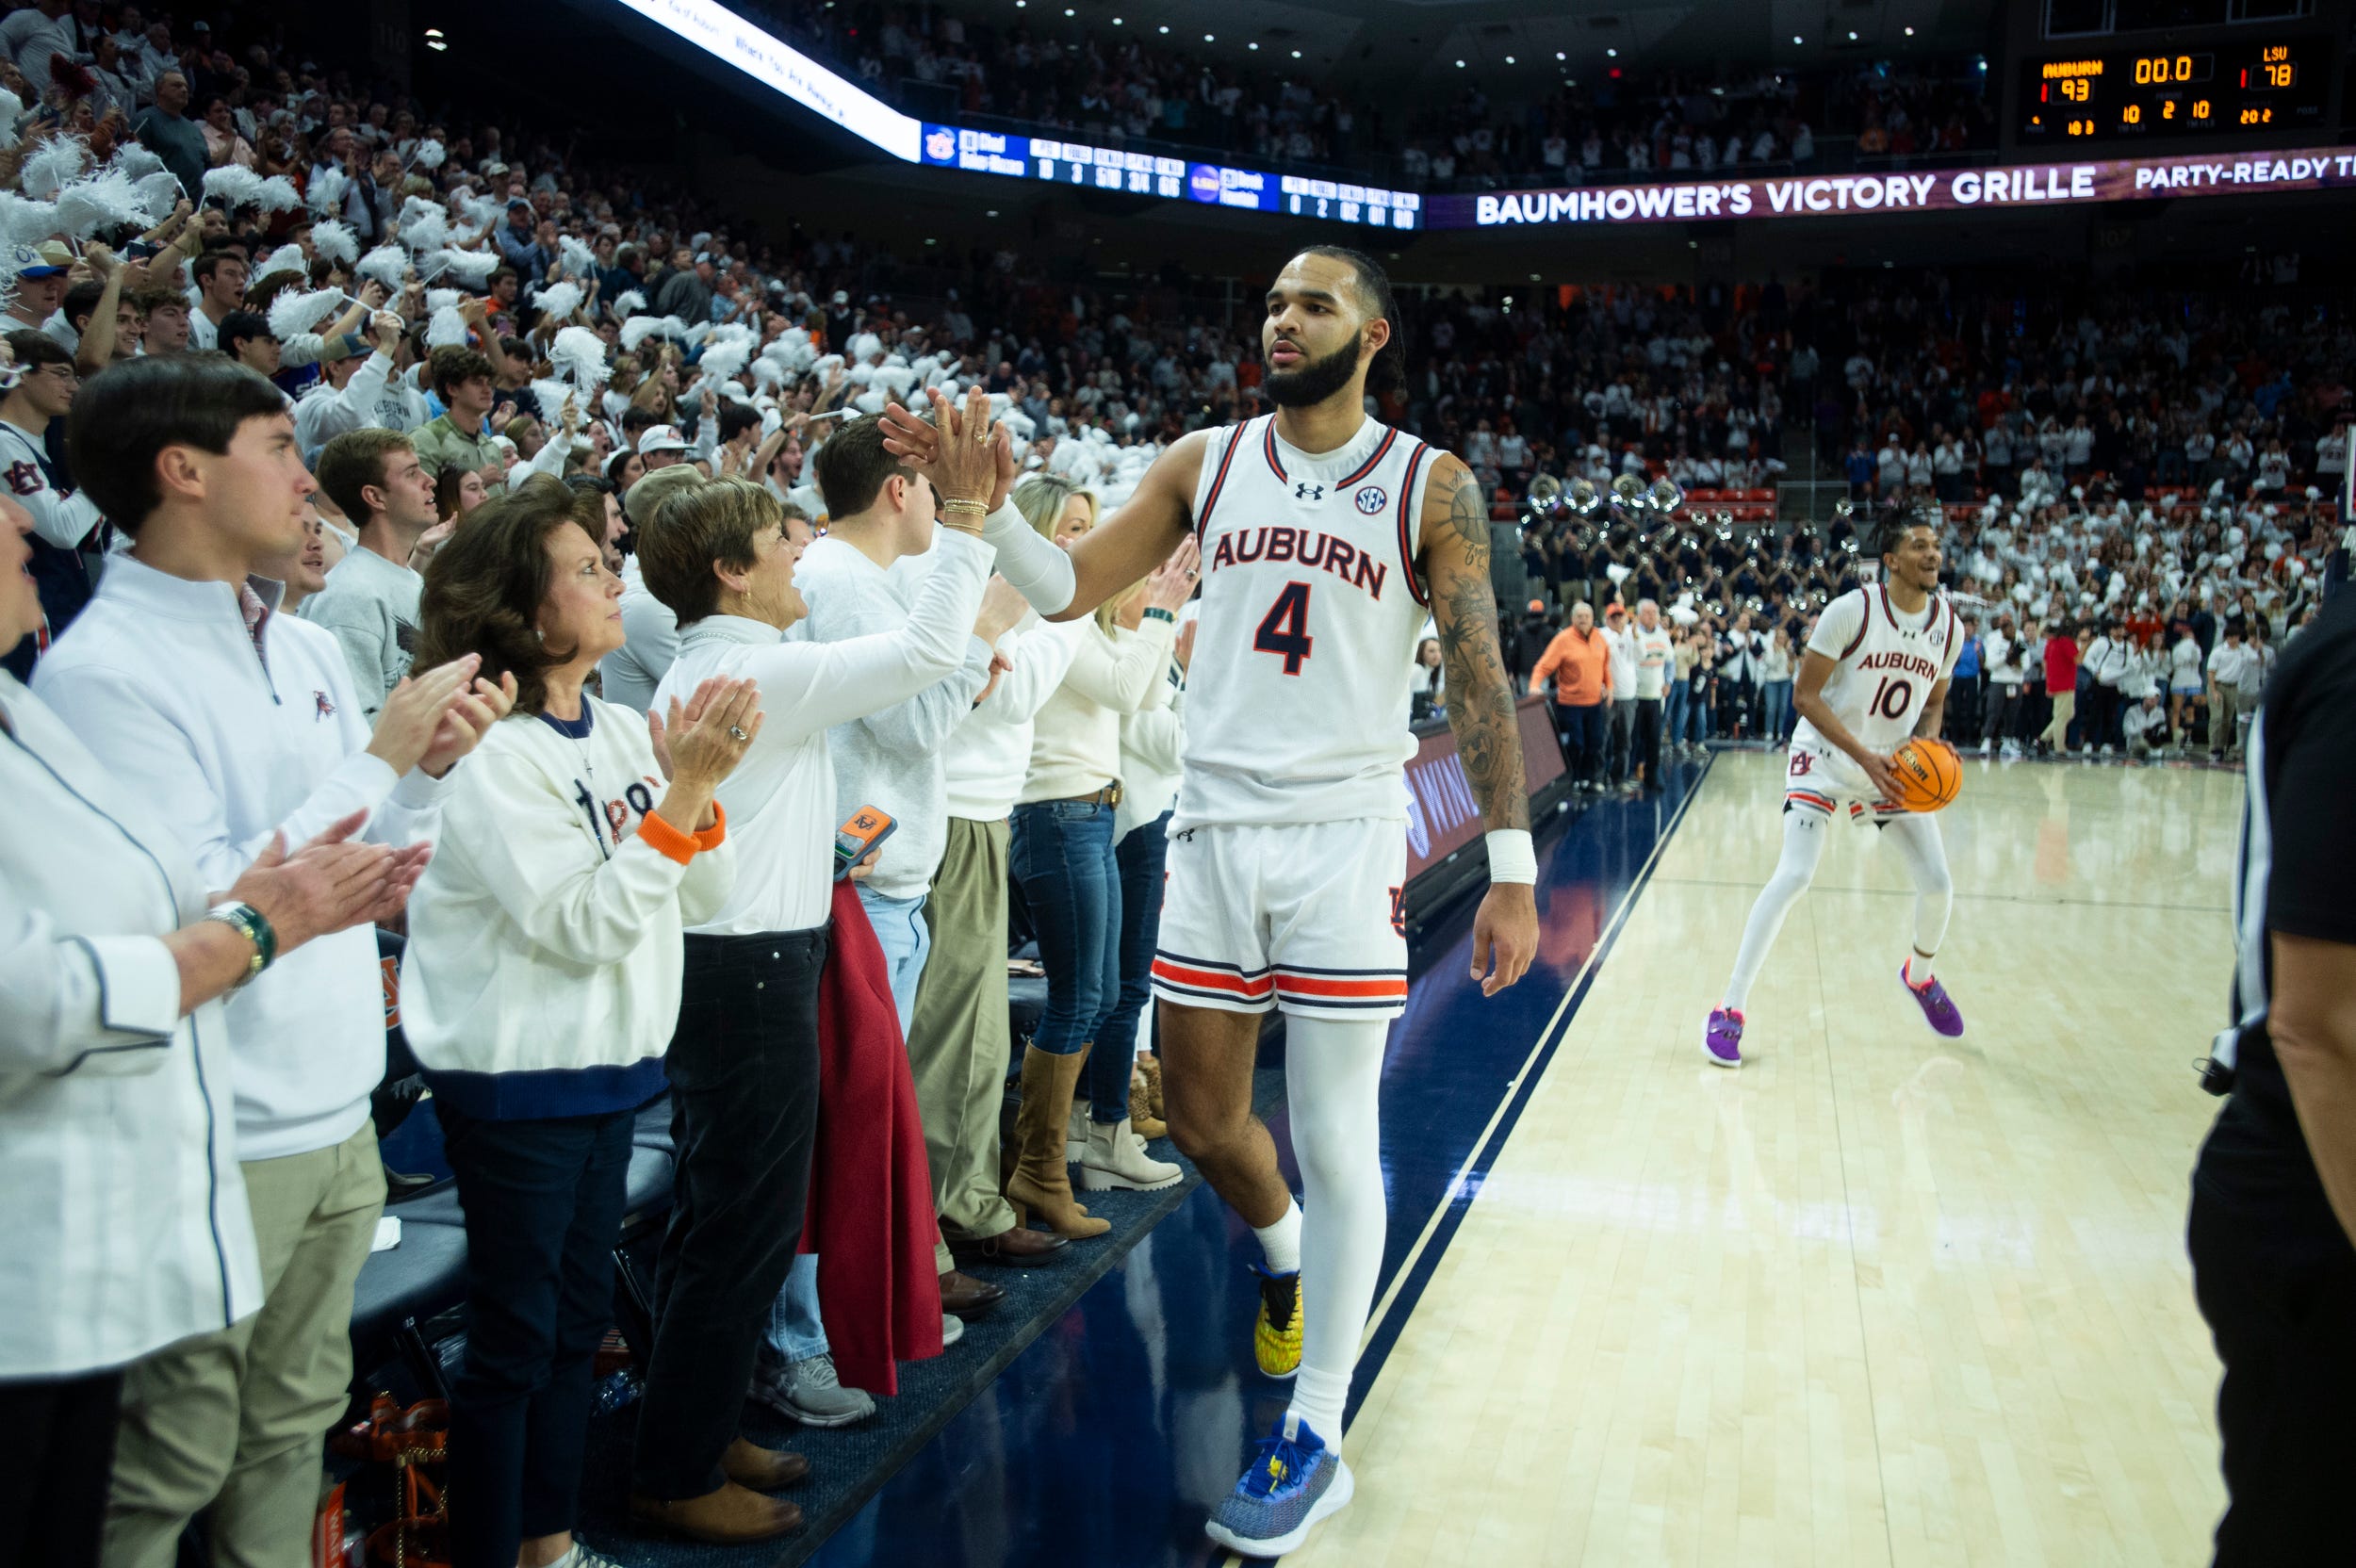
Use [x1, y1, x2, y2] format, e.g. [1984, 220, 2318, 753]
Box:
[1722, 808, 1827, 1011]
[1254, 1199, 1302, 1277]
[1281, 1015, 1389, 1444]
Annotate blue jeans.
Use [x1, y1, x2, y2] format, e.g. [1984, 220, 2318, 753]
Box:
[1100, 810, 1171, 1066]
[1663, 678, 1689, 747]
[857, 885, 932, 1039]
[1009, 798, 1129, 1122]
[1762, 678, 1793, 743]
[769, 887, 929, 1366]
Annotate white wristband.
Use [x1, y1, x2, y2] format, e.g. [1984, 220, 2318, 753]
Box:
[1485, 828, 1537, 886]
[981, 500, 1077, 617]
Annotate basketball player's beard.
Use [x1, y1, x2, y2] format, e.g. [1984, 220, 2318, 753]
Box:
[1264, 328, 1364, 408]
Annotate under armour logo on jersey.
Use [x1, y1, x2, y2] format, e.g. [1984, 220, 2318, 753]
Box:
[4, 460, 41, 497]
[1293, 481, 1324, 502]
[1354, 485, 1387, 514]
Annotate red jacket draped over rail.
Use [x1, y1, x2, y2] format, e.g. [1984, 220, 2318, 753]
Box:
[799, 879, 942, 1393]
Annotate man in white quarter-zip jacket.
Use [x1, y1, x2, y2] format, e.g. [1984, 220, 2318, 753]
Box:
[32, 356, 510, 1568]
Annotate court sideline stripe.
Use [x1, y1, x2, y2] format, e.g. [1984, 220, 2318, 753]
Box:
[1214, 760, 1716, 1568]
[1355, 757, 1717, 1377]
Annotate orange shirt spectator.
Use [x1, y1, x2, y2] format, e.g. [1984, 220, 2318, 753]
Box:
[1532, 620, 1613, 707]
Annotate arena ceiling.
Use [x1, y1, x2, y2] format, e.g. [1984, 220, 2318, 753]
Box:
[1026, 0, 2004, 92]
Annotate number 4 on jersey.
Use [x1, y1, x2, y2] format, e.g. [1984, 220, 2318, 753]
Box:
[1253, 581, 1314, 676]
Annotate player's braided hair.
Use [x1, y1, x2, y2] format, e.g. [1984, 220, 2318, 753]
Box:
[1295, 244, 1405, 398]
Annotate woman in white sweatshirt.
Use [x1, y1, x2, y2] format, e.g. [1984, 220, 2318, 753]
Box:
[1006, 475, 1194, 1228]
[627, 476, 1024, 1541]
[399, 478, 752, 1568]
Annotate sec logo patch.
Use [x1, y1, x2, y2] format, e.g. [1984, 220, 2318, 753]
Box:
[1354, 485, 1387, 514]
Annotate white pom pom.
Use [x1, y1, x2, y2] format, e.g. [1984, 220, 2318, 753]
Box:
[269, 286, 342, 341]
[0, 90, 24, 143]
[53, 169, 151, 238]
[254, 243, 308, 284]
[399, 206, 450, 253]
[559, 235, 597, 278]
[21, 135, 90, 200]
[533, 280, 583, 324]
[551, 325, 611, 390]
[425, 248, 498, 285]
[306, 164, 349, 218]
[308, 218, 358, 267]
[531, 378, 577, 426]
[750, 358, 786, 388]
[619, 316, 667, 352]
[202, 165, 264, 211]
[411, 138, 447, 171]
[853, 390, 888, 415]
[426, 306, 471, 348]
[254, 176, 302, 215]
[0, 192, 60, 249]
[134, 171, 185, 219]
[811, 353, 844, 378]
[696, 341, 750, 384]
[610, 288, 646, 318]
[425, 289, 462, 313]
[355, 244, 411, 292]
[999, 409, 1036, 440]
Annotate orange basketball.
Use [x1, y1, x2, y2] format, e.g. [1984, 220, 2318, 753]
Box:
[1889, 738, 1962, 813]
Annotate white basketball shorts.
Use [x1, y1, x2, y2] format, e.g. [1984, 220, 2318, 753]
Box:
[1150, 818, 1409, 1021]
[1782, 739, 1911, 825]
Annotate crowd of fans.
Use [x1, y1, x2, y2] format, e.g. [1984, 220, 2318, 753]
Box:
[729, 0, 1996, 190]
[1, 4, 2348, 1567]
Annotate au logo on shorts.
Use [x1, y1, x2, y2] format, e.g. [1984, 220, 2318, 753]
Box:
[1354, 484, 1388, 514]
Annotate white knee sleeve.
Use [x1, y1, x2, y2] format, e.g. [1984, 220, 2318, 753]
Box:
[1282, 1015, 1390, 1441]
[1722, 806, 1828, 1012]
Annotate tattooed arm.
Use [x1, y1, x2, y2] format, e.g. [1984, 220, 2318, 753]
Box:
[1419, 452, 1538, 995]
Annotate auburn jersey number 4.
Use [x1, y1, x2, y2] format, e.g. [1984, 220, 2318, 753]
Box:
[1253, 581, 1314, 675]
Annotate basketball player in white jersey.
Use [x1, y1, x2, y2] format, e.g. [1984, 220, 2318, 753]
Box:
[880, 246, 1540, 1557]
[1707, 513, 1966, 1067]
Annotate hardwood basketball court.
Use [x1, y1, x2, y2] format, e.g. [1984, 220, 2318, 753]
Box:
[1287, 748, 2239, 1568]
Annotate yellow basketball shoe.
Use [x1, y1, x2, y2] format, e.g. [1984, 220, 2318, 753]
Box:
[1252, 1266, 1302, 1380]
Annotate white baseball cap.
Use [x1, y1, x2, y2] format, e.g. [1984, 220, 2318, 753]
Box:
[637, 424, 689, 455]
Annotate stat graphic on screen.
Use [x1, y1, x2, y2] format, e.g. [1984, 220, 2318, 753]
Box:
[919, 124, 1422, 230]
[2018, 36, 2330, 143]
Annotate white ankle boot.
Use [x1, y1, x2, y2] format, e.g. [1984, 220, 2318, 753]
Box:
[1066, 1101, 1090, 1164]
[1079, 1118, 1182, 1191]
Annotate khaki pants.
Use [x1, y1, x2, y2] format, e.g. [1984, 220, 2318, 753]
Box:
[906, 817, 1019, 1272]
[2039, 690, 2076, 751]
[2210, 684, 2244, 756]
[105, 1123, 385, 1568]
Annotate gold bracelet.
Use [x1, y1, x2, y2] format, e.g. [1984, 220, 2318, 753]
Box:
[940, 517, 986, 537]
[939, 498, 990, 516]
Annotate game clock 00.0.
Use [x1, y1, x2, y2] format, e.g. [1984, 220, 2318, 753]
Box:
[2017, 36, 2329, 144]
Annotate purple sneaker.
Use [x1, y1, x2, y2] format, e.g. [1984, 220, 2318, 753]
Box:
[1704, 1007, 1743, 1068]
[1901, 965, 1965, 1037]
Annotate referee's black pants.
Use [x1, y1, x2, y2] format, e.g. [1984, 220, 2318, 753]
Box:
[2189, 1180, 2356, 1565]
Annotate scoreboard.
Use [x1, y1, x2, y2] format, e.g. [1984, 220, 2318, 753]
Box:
[919, 124, 1422, 230]
[2018, 35, 2331, 144]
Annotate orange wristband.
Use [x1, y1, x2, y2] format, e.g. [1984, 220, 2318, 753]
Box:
[636, 809, 698, 866]
[693, 803, 728, 852]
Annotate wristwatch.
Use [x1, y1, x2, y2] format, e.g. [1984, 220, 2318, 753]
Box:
[202, 901, 278, 986]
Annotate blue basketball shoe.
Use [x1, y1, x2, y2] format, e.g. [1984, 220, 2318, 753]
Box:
[1203, 1413, 1355, 1558]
